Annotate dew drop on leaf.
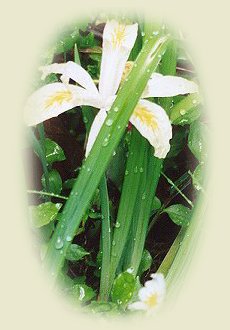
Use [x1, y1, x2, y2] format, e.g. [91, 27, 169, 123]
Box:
[55, 237, 64, 250]
[66, 235, 72, 242]
[180, 109, 186, 115]
[106, 119, 113, 127]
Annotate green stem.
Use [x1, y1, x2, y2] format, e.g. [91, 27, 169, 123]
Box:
[99, 176, 111, 301]
[44, 34, 169, 281]
[161, 172, 194, 207]
[27, 190, 68, 201]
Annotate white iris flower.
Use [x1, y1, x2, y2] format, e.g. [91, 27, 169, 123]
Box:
[24, 20, 198, 158]
[128, 273, 166, 313]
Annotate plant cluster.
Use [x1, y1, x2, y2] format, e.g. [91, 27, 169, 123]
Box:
[24, 17, 207, 316]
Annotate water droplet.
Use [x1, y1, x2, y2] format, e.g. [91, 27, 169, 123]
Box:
[192, 99, 197, 105]
[83, 116, 88, 124]
[127, 267, 134, 274]
[106, 118, 113, 126]
[142, 193, 146, 200]
[139, 167, 144, 173]
[117, 125, 121, 130]
[66, 235, 72, 242]
[55, 237, 64, 250]
[115, 222, 120, 228]
[141, 31, 145, 37]
[125, 170, 129, 176]
[112, 150, 116, 156]
[112, 240, 116, 246]
[114, 106, 119, 112]
[179, 119, 189, 125]
[87, 167, 91, 172]
[134, 166, 138, 173]
[158, 54, 162, 59]
[112, 252, 117, 257]
[152, 31, 159, 36]
[102, 138, 109, 147]
[180, 109, 186, 115]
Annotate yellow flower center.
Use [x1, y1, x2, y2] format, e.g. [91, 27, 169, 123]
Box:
[145, 294, 158, 308]
[134, 105, 158, 129]
[45, 90, 72, 109]
[112, 24, 126, 48]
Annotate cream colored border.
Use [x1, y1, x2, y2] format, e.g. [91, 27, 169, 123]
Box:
[1, 0, 229, 329]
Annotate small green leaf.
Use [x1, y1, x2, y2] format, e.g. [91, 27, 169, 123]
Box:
[163, 204, 192, 227]
[170, 94, 201, 125]
[41, 169, 62, 195]
[89, 301, 119, 314]
[29, 202, 62, 228]
[188, 121, 208, 162]
[70, 284, 96, 303]
[77, 32, 98, 49]
[88, 209, 101, 219]
[111, 271, 136, 306]
[44, 138, 66, 165]
[191, 164, 204, 191]
[65, 244, 89, 261]
[151, 196, 161, 211]
[63, 178, 77, 190]
[138, 250, 153, 276]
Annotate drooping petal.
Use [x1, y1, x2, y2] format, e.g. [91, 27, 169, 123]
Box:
[130, 99, 172, 158]
[24, 83, 102, 126]
[39, 61, 98, 94]
[142, 73, 198, 98]
[99, 20, 138, 98]
[85, 109, 107, 157]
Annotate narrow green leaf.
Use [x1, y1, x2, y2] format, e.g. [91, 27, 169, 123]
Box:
[170, 93, 201, 125]
[29, 202, 62, 228]
[163, 204, 192, 227]
[44, 138, 66, 165]
[65, 244, 89, 261]
[111, 271, 136, 306]
[109, 129, 148, 286]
